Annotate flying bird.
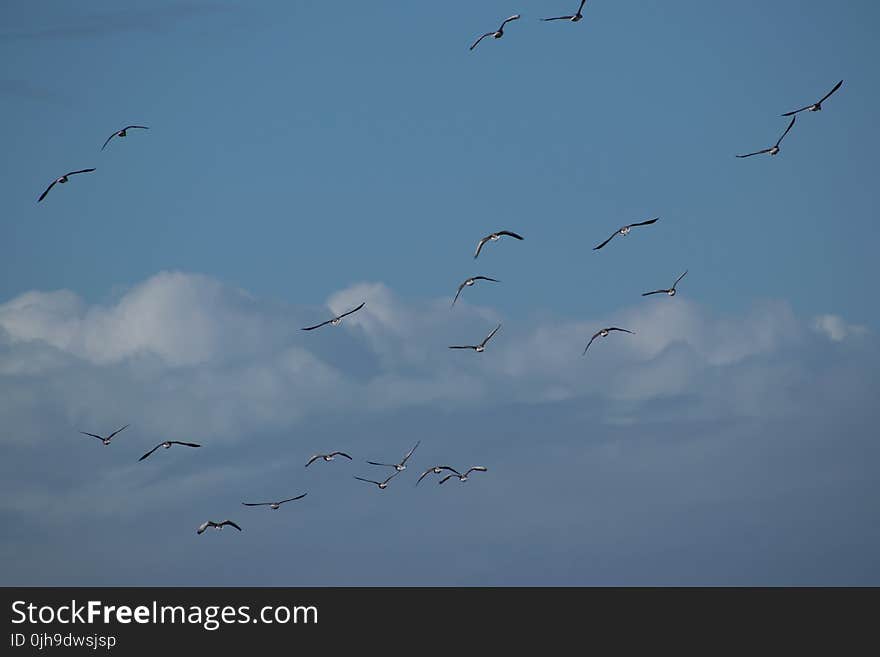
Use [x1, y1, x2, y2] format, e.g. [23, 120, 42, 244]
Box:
[449, 323, 502, 353]
[416, 466, 460, 486]
[439, 466, 488, 484]
[542, 0, 587, 22]
[470, 14, 521, 50]
[583, 327, 634, 355]
[138, 440, 201, 461]
[37, 169, 96, 202]
[197, 520, 242, 534]
[305, 451, 352, 467]
[79, 424, 129, 446]
[736, 115, 797, 158]
[782, 80, 843, 116]
[353, 472, 399, 490]
[474, 231, 524, 259]
[452, 276, 500, 306]
[301, 302, 365, 331]
[642, 270, 688, 297]
[593, 218, 659, 250]
[241, 493, 307, 510]
[101, 125, 149, 151]
[367, 441, 420, 472]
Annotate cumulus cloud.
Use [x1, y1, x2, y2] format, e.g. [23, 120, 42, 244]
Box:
[0, 271, 872, 448]
[812, 314, 869, 342]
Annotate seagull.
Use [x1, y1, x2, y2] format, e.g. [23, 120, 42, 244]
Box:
[474, 231, 524, 259]
[241, 493, 307, 510]
[197, 520, 242, 534]
[79, 424, 129, 446]
[642, 270, 688, 297]
[736, 115, 796, 158]
[593, 218, 658, 251]
[470, 14, 521, 51]
[101, 125, 149, 151]
[367, 441, 420, 472]
[353, 472, 399, 490]
[449, 323, 502, 353]
[782, 80, 843, 116]
[583, 327, 634, 355]
[305, 451, 353, 467]
[439, 466, 488, 484]
[301, 302, 365, 331]
[138, 440, 201, 461]
[452, 276, 500, 306]
[37, 169, 96, 202]
[542, 0, 587, 22]
[416, 466, 461, 486]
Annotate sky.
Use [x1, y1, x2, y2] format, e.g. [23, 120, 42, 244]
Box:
[0, 1, 878, 585]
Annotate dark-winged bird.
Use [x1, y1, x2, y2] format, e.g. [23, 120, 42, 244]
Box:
[38, 169, 96, 202]
[470, 14, 521, 50]
[79, 424, 129, 446]
[305, 451, 352, 467]
[417, 466, 461, 485]
[197, 520, 242, 534]
[241, 493, 307, 510]
[452, 276, 500, 306]
[542, 0, 587, 22]
[781, 80, 843, 116]
[583, 327, 634, 355]
[301, 302, 365, 331]
[736, 115, 796, 158]
[642, 270, 688, 297]
[449, 324, 502, 353]
[101, 125, 149, 151]
[474, 231, 524, 259]
[353, 472, 399, 490]
[439, 466, 488, 484]
[593, 218, 659, 250]
[367, 441, 420, 472]
[139, 440, 201, 461]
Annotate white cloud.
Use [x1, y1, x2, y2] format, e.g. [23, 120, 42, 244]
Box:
[812, 314, 869, 342]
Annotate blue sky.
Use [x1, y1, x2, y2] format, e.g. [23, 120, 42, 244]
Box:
[1, 1, 878, 585]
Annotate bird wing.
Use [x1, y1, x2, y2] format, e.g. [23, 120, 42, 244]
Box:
[593, 230, 618, 250]
[301, 318, 333, 331]
[79, 431, 104, 441]
[336, 302, 366, 321]
[106, 424, 130, 441]
[673, 269, 688, 288]
[582, 333, 599, 355]
[101, 133, 117, 151]
[438, 474, 456, 485]
[542, 16, 574, 21]
[470, 32, 493, 50]
[197, 521, 211, 534]
[221, 521, 242, 531]
[452, 282, 466, 306]
[37, 179, 58, 202]
[578, 0, 588, 13]
[481, 323, 502, 346]
[736, 148, 772, 158]
[331, 451, 352, 460]
[241, 502, 272, 506]
[449, 345, 476, 350]
[780, 105, 810, 117]
[354, 476, 381, 485]
[416, 469, 434, 485]
[474, 235, 490, 258]
[641, 289, 667, 297]
[382, 472, 400, 485]
[401, 440, 420, 464]
[279, 493, 308, 504]
[818, 79, 843, 104]
[169, 441, 201, 448]
[497, 230, 524, 240]
[607, 327, 635, 334]
[629, 217, 659, 228]
[775, 115, 796, 147]
[124, 125, 150, 131]
[138, 444, 162, 461]
[500, 14, 521, 28]
[305, 454, 322, 467]
[67, 168, 96, 177]
[466, 466, 488, 476]
[473, 276, 500, 283]
[366, 461, 395, 467]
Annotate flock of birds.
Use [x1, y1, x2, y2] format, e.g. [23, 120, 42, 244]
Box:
[39, 2, 844, 538]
